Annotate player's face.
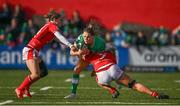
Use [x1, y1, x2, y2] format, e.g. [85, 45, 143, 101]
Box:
[83, 31, 94, 45]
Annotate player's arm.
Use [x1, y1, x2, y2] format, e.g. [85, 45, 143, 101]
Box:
[70, 43, 80, 56]
[54, 31, 74, 49]
[70, 43, 89, 56]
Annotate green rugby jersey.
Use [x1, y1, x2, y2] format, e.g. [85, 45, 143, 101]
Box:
[75, 34, 106, 52]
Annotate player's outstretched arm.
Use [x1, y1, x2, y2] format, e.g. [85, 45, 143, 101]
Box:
[54, 31, 72, 47]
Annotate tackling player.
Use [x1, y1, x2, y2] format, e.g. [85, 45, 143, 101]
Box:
[15, 10, 74, 98]
[82, 51, 169, 99]
[64, 24, 107, 99]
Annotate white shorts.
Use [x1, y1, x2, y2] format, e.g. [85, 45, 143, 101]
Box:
[22, 46, 39, 61]
[96, 64, 124, 85]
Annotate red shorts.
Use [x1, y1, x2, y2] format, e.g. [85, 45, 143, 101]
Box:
[22, 46, 39, 61]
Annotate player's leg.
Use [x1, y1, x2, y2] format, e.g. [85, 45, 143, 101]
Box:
[98, 84, 120, 98]
[116, 73, 169, 99]
[64, 58, 88, 99]
[15, 47, 40, 98]
[15, 57, 41, 98]
[71, 59, 87, 94]
[39, 59, 48, 78]
[96, 69, 119, 98]
[24, 58, 48, 97]
[116, 73, 152, 94]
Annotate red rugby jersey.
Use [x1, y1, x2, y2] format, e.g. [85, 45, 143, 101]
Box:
[27, 22, 58, 51]
[84, 51, 117, 72]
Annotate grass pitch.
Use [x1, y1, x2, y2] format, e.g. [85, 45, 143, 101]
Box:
[0, 70, 180, 105]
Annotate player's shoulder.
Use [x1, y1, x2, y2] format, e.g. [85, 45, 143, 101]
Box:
[41, 22, 52, 29]
[95, 35, 105, 41]
[47, 22, 59, 31]
[45, 22, 51, 26]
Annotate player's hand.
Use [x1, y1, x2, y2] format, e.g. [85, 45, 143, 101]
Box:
[70, 45, 77, 51]
[79, 48, 90, 55]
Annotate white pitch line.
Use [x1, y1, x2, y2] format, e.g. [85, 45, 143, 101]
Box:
[177, 88, 180, 91]
[174, 80, 180, 83]
[0, 86, 177, 91]
[0, 87, 53, 105]
[80, 74, 85, 78]
[53, 87, 101, 90]
[64, 74, 85, 82]
[62, 102, 177, 105]
[65, 78, 72, 82]
[40, 86, 53, 91]
[151, 88, 169, 90]
[0, 100, 13, 105]
[53, 87, 175, 91]
[14, 101, 177, 105]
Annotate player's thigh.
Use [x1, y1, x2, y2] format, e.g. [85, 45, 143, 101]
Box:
[108, 65, 124, 80]
[37, 56, 43, 63]
[96, 71, 111, 85]
[26, 58, 41, 75]
[74, 58, 88, 74]
[117, 73, 134, 87]
[23, 47, 41, 75]
[22, 47, 39, 61]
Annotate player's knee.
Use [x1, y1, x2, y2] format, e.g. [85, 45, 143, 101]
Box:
[39, 61, 48, 78]
[128, 80, 136, 88]
[31, 72, 41, 79]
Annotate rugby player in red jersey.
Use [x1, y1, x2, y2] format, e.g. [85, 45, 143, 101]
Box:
[82, 51, 169, 99]
[15, 10, 75, 98]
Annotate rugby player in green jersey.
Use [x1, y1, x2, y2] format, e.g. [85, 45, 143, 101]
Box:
[64, 25, 169, 99]
[64, 25, 107, 99]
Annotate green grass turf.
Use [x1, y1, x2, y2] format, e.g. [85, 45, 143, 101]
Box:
[0, 70, 180, 105]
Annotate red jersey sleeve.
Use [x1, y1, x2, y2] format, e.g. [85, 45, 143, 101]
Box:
[49, 23, 59, 33]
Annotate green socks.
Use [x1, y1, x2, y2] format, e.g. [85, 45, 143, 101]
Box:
[71, 74, 79, 94]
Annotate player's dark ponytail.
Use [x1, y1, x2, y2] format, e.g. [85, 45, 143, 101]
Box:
[44, 9, 61, 21]
[84, 19, 101, 36]
[83, 20, 99, 36]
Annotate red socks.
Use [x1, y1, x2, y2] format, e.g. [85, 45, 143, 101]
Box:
[151, 91, 159, 97]
[109, 87, 117, 94]
[18, 76, 32, 90]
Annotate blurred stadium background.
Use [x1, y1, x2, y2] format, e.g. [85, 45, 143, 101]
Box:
[0, 0, 180, 105]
